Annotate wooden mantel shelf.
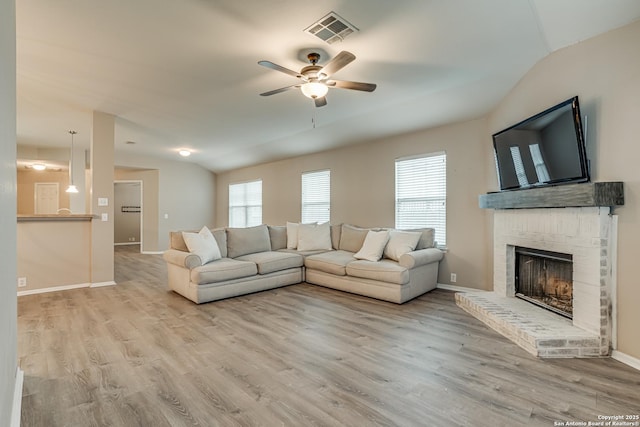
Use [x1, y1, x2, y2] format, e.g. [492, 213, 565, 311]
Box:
[479, 182, 624, 210]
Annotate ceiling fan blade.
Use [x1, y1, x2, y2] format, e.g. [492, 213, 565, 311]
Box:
[314, 96, 327, 108]
[258, 60, 303, 79]
[260, 84, 300, 96]
[327, 80, 377, 92]
[318, 51, 355, 79]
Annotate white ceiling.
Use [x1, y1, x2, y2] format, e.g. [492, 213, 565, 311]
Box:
[15, 0, 640, 172]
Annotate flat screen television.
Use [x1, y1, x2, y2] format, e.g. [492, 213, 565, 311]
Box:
[492, 96, 589, 191]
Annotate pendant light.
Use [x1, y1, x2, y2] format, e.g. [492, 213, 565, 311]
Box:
[66, 130, 78, 193]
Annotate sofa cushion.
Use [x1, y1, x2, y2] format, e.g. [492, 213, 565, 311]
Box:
[384, 230, 422, 261]
[190, 258, 257, 285]
[330, 224, 342, 249]
[297, 222, 332, 251]
[305, 250, 355, 276]
[407, 227, 436, 249]
[212, 228, 227, 258]
[170, 227, 227, 257]
[182, 226, 222, 264]
[354, 230, 390, 262]
[286, 222, 300, 249]
[339, 224, 369, 252]
[346, 260, 409, 285]
[170, 230, 190, 252]
[226, 225, 271, 258]
[268, 225, 287, 250]
[278, 248, 330, 257]
[236, 251, 303, 275]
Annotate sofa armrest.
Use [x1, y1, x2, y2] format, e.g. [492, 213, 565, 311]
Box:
[163, 249, 202, 269]
[399, 247, 444, 269]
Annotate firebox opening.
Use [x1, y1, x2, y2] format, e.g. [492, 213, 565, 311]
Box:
[515, 247, 573, 319]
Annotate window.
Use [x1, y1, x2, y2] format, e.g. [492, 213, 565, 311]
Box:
[301, 170, 330, 223]
[229, 180, 262, 227]
[395, 152, 446, 246]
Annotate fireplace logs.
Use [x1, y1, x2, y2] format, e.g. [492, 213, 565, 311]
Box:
[515, 247, 573, 318]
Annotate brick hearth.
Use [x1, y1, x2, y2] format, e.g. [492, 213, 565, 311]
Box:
[456, 206, 616, 358]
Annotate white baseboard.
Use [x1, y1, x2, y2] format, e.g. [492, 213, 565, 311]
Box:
[91, 281, 117, 288]
[114, 242, 140, 246]
[142, 251, 164, 255]
[17, 282, 91, 296]
[11, 368, 23, 427]
[612, 350, 640, 371]
[437, 283, 488, 293]
[17, 280, 117, 296]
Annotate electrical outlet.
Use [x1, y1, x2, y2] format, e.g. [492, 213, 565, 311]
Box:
[18, 277, 27, 287]
[450, 273, 457, 283]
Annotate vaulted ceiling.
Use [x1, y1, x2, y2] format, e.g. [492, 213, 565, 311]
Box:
[16, 0, 640, 172]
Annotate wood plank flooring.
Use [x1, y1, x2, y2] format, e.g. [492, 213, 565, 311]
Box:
[18, 245, 640, 426]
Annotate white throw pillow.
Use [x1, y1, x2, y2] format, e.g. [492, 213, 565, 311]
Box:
[297, 222, 332, 251]
[182, 226, 222, 264]
[286, 222, 299, 249]
[383, 230, 422, 261]
[354, 230, 390, 262]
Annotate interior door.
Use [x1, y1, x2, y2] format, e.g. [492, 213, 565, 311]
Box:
[34, 182, 59, 214]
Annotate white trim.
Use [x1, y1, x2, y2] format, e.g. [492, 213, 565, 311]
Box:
[396, 150, 446, 162]
[610, 215, 618, 350]
[91, 281, 116, 288]
[17, 282, 90, 296]
[612, 350, 640, 372]
[142, 251, 164, 255]
[437, 283, 488, 293]
[114, 242, 140, 246]
[11, 368, 23, 427]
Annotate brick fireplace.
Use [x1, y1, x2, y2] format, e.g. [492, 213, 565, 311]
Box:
[456, 182, 623, 358]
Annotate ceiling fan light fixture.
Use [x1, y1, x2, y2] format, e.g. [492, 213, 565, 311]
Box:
[300, 82, 328, 99]
[65, 184, 79, 194]
[32, 163, 46, 171]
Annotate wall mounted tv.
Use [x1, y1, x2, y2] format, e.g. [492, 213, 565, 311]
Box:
[492, 96, 589, 191]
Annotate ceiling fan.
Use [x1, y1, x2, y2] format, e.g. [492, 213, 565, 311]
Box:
[258, 51, 376, 107]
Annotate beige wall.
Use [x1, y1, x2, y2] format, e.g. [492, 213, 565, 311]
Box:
[90, 112, 115, 285]
[487, 21, 640, 360]
[114, 152, 216, 250]
[0, 0, 17, 423]
[216, 118, 490, 288]
[17, 220, 92, 290]
[17, 169, 70, 214]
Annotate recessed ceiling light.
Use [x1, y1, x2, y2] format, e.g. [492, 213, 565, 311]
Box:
[32, 163, 46, 171]
[179, 149, 191, 157]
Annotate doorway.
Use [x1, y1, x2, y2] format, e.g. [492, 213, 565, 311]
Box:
[114, 181, 142, 251]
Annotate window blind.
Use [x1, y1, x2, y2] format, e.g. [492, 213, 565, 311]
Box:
[302, 170, 330, 223]
[395, 152, 446, 246]
[229, 180, 262, 228]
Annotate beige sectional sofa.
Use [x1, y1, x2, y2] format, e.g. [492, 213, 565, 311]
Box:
[163, 223, 444, 304]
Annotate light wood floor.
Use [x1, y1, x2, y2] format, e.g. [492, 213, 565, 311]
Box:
[18, 245, 640, 426]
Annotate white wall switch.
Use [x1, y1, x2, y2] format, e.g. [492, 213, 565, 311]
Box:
[98, 197, 108, 206]
[101, 213, 108, 221]
[164, 213, 169, 219]
[17, 277, 27, 287]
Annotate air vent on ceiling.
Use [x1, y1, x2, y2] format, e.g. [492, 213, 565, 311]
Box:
[304, 11, 358, 44]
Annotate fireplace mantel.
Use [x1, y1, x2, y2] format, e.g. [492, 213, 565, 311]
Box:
[478, 181, 623, 210]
